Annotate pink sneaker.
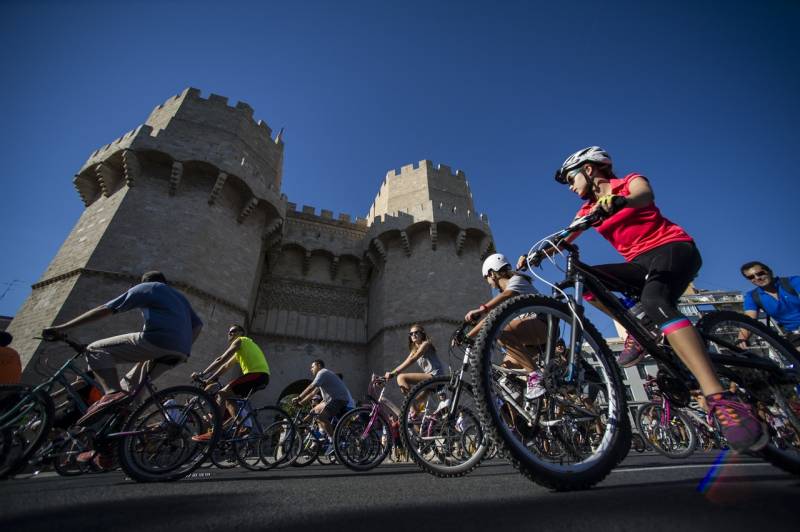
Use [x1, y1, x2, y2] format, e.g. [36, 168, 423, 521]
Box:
[618, 335, 645, 367]
[706, 392, 768, 453]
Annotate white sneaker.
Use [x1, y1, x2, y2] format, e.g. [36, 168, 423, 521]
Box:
[525, 371, 545, 399]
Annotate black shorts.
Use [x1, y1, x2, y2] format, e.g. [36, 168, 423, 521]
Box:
[229, 372, 269, 397]
[590, 241, 702, 328]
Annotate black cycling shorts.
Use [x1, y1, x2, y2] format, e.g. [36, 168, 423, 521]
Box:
[590, 241, 702, 328]
[229, 372, 269, 397]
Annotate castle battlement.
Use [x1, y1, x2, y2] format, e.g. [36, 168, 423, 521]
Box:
[286, 202, 368, 229]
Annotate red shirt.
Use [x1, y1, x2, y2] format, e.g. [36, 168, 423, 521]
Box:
[576, 173, 693, 262]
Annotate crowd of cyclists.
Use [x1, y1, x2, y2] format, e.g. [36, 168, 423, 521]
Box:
[1, 146, 799, 489]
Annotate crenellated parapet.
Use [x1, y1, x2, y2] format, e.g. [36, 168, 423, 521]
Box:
[80, 88, 284, 196]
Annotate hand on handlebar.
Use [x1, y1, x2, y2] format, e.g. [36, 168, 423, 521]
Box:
[595, 194, 628, 216]
[41, 327, 66, 341]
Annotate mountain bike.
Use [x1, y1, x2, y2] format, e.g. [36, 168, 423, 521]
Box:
[1, 333, 222, 482]
[193, 376, 294, 471]
[400, 321, 487, 477]
[471, 211, 800, 490]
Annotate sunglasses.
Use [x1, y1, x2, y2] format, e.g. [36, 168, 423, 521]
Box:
[565, 167, 583, 186]
[227, 330, 239, 336]
[745, 271, 770, 280]
[409, 331, 423, 337]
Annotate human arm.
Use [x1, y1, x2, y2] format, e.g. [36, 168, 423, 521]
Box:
[295, 384, 320, 406]
[44, 305, 114, 334]
[736, 310, 760, 345]
[192, 338, 239, 382]
[386, 341, 433, 379]
[465, 287, 527, 337]
[593, 175, 653, 215]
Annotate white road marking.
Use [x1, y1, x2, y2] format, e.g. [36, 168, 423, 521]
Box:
[613, 462, 774, 474]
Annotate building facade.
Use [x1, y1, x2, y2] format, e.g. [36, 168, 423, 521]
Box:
[7, 88, 494, 405]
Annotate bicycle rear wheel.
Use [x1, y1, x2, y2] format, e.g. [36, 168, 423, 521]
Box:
[118, 385, 220, 482]
[471, 294, 630, 491]
[698, 311, 800, 475]
[253, 406, 295, 470]
[0, 385, 55, 479]
[334, 407, 391, 471]
[636, 402, 696, 459]
[401, 376, 487, 477]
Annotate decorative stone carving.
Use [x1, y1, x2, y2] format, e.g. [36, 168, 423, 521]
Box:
[330, 256, 340, 280]
[400, 231, 411, 257]
[208, 171, 228, 205]
[95, 163, 117, 197]
[168, 161, 183, 196]
[121, 149, 139, 187]
[238, 197, 259, 223]
[372, 238, 387, 263]
[456, 229, 467, 256]
[258, 277, 366, 319]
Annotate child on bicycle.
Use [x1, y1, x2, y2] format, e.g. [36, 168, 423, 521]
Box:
[525, 146, 765, 453]
[464, 253, 548, 400]
[191, 325, 270, 441]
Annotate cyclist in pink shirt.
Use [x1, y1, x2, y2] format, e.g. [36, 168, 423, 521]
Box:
[522, 146, 765, 453]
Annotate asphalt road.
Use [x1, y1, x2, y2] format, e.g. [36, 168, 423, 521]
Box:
[0, 451, 797, 532]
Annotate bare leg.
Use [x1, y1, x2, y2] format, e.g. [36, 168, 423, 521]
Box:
[92, 367, 123, 394]
[665, 327, 723, 396]
[396, 372, 432, 395]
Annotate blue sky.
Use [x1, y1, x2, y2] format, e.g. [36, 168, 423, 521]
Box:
[1, 0, 798, 336]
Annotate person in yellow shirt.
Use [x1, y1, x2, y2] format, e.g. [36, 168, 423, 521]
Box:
[0, 331, 21, 385]
[191, 325, 270, 441]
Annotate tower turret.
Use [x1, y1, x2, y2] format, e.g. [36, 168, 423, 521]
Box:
[364, 160, 494, 389]
[8, 88, 286, 381]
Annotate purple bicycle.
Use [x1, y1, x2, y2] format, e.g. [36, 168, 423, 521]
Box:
[332, 374, 398, 471]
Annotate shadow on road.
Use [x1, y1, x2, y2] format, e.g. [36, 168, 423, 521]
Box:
[2, 473, 798, 532]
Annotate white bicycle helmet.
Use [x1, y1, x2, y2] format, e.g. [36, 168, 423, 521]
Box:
[482, 253, 510, 277]
[554, 146, 612, 184]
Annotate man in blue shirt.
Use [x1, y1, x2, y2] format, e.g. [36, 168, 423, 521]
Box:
[43, 271, 203, 417]
[739, 261, 800, 347]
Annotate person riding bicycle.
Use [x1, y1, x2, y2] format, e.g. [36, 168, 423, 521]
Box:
[464, 253, 548, 400]
[738, 261, 800, 348]
[518, 146, 766, 453]
[191, 324, 270, 442]
[384, 324, 444, 395]
[293, 359, 355, 438]
[42, 271, 202, 424]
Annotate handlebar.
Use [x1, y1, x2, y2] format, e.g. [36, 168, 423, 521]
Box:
[37, 332, 88, 357]
[523, 211, 605, 270]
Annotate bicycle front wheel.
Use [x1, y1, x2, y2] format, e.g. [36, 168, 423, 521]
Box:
[0, 385, 55, 479]
[636, 402, 696, 459]
[334, 407, 391, 471]
[401, 376, 487, 477]
[118, 385, 220, 482]
[471, 294, 630, 491]
[698, 311, 800, 475]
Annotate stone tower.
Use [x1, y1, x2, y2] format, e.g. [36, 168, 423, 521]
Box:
[8, 88, 286, 379]
[8, 88, 494, 404]
[363, 161, 494, 387]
